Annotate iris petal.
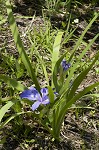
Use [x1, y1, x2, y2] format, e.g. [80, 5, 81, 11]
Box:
[20, 87, 39, 101]
[41, 88, 48, 97]
[61, 59, 71, 71]
[31, 101, 41, 111]
[42, 100, 49, 105]
[20, 86, 57, 111]
[42, 95, 50, 105]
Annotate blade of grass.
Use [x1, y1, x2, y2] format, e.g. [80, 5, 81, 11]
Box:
[0, 75, 26, 91]
[69, 12, 98, 61]
[82, 94, 99, 98]
[53, 51, 68, 91]
[52, 31, 63, 73]
[0, 111, 51, 134]
[6, 0, 40, 92]
[67, 51, 99, 100]
[36, 53, 49, 85]
[0, 101, 15, 122]
[48, 86, 54, 103]
[55, 81, 99, 138]
[60, 33, 99, 95]
[62, 27, 77, 45]
[0, 111, 31, 128]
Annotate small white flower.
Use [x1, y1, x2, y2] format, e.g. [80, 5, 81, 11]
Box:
[74, 19, 79, 24]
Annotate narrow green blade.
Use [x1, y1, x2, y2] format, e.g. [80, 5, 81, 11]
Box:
[0, 75, 26, 91]
[53, 51, 68, 91]
[60, 33, 99, 95]
[48, 86, 54, 103]
[6, 0, 40, 92]
[55, 82, 99, 137]
[0, 101, 14, 122]
[67, 51, 99, 100]
[69, 12, 98, 61]
[52, 31, 63, 73]
[0, 111, 31, 128]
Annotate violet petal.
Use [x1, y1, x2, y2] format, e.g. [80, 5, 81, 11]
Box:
[42, 95, 50, 105]
[20, 87, 39, 101]
[41, 88, 48, 97]
[31, 101, 41, 111]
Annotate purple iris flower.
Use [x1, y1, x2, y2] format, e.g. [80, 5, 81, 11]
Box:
[20, 86, 50, 111]
[61, 59, 71, 71]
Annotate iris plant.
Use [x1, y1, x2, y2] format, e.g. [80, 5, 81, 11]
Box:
[20, 87, 52, 111]
[2, 5, 98, 141]
[20, 59, 70, 111]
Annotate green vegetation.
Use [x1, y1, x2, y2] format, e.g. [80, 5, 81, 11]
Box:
[0, 0, 99, 149]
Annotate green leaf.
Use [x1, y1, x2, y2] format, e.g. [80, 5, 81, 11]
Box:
[66, 82, 99, 111]
[48, 86, 54, 103]
[0, 111, 51, 134]
[6, 0, 40, 92]
[0, 14, 7, 25]
[36, 53, 49, 85]
[55, 82, 99, 138]
[53, 51, 68, 92]
[0, 136, 7, 144]
[0, 101, 15, 122]
[60, 33, 99, 95]
[82, 94, 99, 98]
[0, 75, 26, 91]
[0, 111, 31, 128]
[63, 28, 76, 45]
[52, 31, 63, 73]
[67, 50, 99, 100]
[69, 12, 98, 61]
